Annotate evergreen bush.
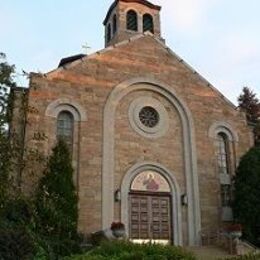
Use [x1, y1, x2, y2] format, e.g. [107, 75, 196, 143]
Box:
[233, 146, 260, 246]
[34, 139, 81, 257]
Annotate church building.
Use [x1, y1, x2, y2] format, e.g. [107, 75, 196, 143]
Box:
[12, 0, 253, 246]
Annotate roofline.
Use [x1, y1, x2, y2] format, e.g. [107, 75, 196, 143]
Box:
[46, 32, 237, 110]
[103, 0, 161, 25]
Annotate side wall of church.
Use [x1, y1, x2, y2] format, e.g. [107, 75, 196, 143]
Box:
[22, 35, 253, 243]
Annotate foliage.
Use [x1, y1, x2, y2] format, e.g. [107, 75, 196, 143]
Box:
[233, 146, 260, 247]
[34, 139, 81, 257]
[238, 87, 260, 146]
[238, 87, 259, 123]
[0, 52, 16, 207]
[0, 196, 36, 260]
[0, 227, 35, 260]
[221, 253, 260, 260]
[66, 240, 197, 260]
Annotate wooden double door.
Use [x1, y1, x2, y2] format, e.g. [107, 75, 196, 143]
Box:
[129, 192, 172, 243]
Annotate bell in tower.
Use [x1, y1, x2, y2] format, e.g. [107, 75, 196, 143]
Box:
[103, 0, 162, 47]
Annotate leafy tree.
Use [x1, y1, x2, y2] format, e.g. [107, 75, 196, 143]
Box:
[238, 87, 259, 123]
[35, 139, 80, 257]
[233, 146, 260, 246]
[0, 53, 16, 207]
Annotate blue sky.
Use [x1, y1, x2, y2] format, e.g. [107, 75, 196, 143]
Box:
[1, 0, 259, 104]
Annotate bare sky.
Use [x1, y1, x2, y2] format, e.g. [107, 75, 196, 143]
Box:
[1, 0, 259, 104]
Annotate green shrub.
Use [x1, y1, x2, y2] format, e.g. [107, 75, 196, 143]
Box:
[221, 253, 260, 260]
[67, 240, 197, 260]
[34, 140, 81, 257]
[233, 146, 260, 246]
[0, 227, 35, 260]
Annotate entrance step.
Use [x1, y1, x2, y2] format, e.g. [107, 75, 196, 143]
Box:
[187, 246, 232, 260]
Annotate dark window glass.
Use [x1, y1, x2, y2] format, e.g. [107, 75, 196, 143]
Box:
[221, 184, 232, 207]
[107, 24, 112, 43]
[57, 111, 74, 149]
[216, 133, 230, 175]
[143, 14, 154, 33]
[127, 10, 138, 31]
[113, 15, 117, 34]
[139, 106, 159, 128]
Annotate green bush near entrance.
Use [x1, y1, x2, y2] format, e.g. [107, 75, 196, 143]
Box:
[221, 253, 260, 260]
[66, 240, 196, 260]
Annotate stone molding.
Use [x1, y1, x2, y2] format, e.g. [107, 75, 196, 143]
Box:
[120, 161, 183, 245]
[102, 77, 201, 246]
[128, 96, 169, 138]
[45, 98, 87, 191]
[208, 121, 239, 142]
[45, 98, 87, 122]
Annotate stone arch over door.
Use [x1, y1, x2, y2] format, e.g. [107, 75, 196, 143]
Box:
[102, 77, 201, 245]
[121, 162, 183, 245]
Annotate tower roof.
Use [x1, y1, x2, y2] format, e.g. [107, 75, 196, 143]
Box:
[103, 0, 161, 25]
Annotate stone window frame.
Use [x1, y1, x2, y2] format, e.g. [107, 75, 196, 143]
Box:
[57, 110, 74, 150]
[208, 122, 239, 221]
[45, 98, 87, 189]
[216, 132, 230, 176]
[143, 13, 154, 33]
[128, 96, 169, 139]
[126, 9, 138, 32]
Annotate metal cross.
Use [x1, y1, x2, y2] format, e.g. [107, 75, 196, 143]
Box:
[82, 42, 91, 54]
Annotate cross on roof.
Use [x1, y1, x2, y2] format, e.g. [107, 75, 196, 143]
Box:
[82, 43, 91, 54]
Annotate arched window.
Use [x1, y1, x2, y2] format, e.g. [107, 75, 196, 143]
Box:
[127, 10, 138, 31]
[57, 111, 74, 149]
[216, 132, 232, 208]
[113, 14, 117, 34]
[216, 133, 230, 175]
[107, 23, 112, 43]
[143, 14, 154, 33]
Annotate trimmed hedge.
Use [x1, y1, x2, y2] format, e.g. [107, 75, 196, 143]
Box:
[66, 240, 196, 260]
[221, 253, 260, 260]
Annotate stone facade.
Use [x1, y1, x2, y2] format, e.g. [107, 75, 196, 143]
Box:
[12, 0, 253, 246]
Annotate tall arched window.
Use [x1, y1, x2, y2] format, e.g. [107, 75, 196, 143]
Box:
[107, 23, 112, 43]
[216, 133, 230, 175]
[143, 14, 154, 33]
[57, 111, 74, 149]
[127, 10, 138, 31]
[113, 14, 117, 34]
[216, 132, 232, 208]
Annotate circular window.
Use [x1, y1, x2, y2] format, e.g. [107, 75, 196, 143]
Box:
[129, 97, 169, 138]
[139, 106, 159, 128]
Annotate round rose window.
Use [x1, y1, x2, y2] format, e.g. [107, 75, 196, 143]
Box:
[139, 106, 159, 128]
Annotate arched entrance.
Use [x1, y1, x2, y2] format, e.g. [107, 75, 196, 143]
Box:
[103, 77, 201, 245]
[121, 162, 183, 246]
[129, 171, 172, 244]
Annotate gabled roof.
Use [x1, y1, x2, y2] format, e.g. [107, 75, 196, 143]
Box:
[103, 0, 161, 25]
[46, 32, 236, 109]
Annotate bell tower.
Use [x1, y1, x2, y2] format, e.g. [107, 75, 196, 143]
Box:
[103, 0, 162, 47]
